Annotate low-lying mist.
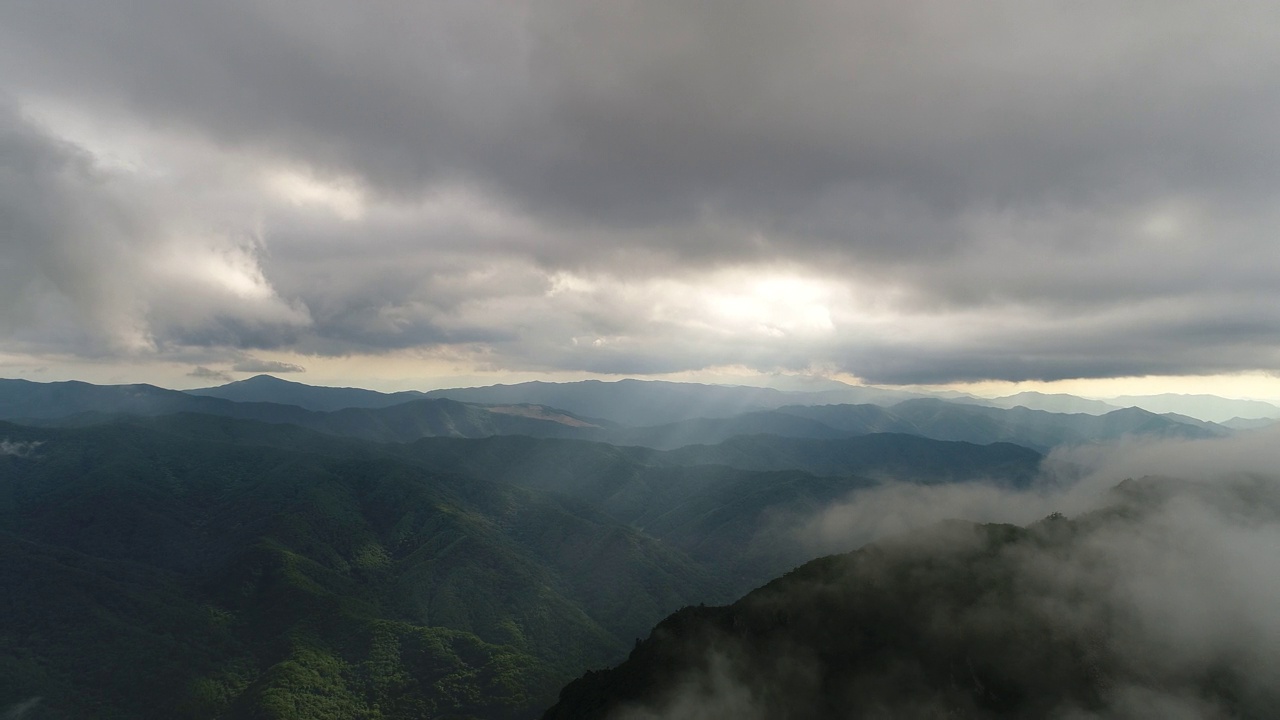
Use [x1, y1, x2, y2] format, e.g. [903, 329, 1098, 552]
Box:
[0, 439, 40, 457]
[800, 426, 1280, 553]
[615, 428, 1280, 719]
[1, 698, 41, 720]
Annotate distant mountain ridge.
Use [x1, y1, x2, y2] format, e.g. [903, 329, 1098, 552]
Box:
[960, 391, 1123, 414]
[961, 390, 1280, 422]
[616, 399, 1230, 451]
[0, 378, 601, 442]
[0, 378, 246, 419]
[0, 374, 1264, 718]
[0, 378, 1235, 453]
[421, 378, 934, 426]
[1105, 393, 1280, 422]
[17, 373, 1260, 426]
[187, 373, 429, 411]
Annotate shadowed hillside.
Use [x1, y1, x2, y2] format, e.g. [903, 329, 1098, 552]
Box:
[0, 420, 722, 719]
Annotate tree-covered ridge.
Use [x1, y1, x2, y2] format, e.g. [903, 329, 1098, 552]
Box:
[0, 420, 724, 718]
[1, 532, 555, 719]
[4, 413, 1046, 595]
[0, 406, 1094, 719]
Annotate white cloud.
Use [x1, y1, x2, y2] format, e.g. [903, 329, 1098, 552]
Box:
[0, 440, 42, 457]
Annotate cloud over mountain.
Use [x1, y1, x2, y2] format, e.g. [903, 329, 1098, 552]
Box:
[549, 429, 1280, 718]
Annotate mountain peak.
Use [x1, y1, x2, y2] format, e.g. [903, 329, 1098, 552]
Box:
[236, 374, 295, 386]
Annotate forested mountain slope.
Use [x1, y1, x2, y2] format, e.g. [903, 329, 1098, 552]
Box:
[0, 420, 721, 719]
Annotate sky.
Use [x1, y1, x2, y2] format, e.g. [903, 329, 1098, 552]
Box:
[2, 1, 1280, 397]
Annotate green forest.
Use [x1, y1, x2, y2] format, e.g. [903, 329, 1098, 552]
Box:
[1, 378, 1273, 718]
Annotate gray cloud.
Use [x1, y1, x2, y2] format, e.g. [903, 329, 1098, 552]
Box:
[231, 358, 305, 373]
[8, 2, 1277, 230]
[186, 366, 233, 382]
[0, 100, 311, 359]
[3, 2, 1280, 383]
[801, 427, 1280, 553]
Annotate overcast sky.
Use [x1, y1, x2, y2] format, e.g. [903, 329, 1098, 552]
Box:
[2, 1, 1280, 394]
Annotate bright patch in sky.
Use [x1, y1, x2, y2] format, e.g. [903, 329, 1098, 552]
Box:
[264, 169, 366, 221]
[703, 274, 837, 337]
[152, 239, 275, 301]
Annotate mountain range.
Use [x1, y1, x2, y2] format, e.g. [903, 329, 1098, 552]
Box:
[1, 374, 1276, 718]
[195, 375, 1280, 424]
[0, 417, 721, 718]
[0, 377, 1240, 452]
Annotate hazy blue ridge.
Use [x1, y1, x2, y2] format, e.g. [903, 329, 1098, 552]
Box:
[1, 379, 1233, 453]
[186, 374, 429, 412]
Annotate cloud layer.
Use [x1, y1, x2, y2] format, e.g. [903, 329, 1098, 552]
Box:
[3, 1, 1280, 383]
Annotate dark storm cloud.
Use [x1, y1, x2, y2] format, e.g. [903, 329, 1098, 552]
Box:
[3, 1, 1280, 382]
[8, 2, 1278, 248]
